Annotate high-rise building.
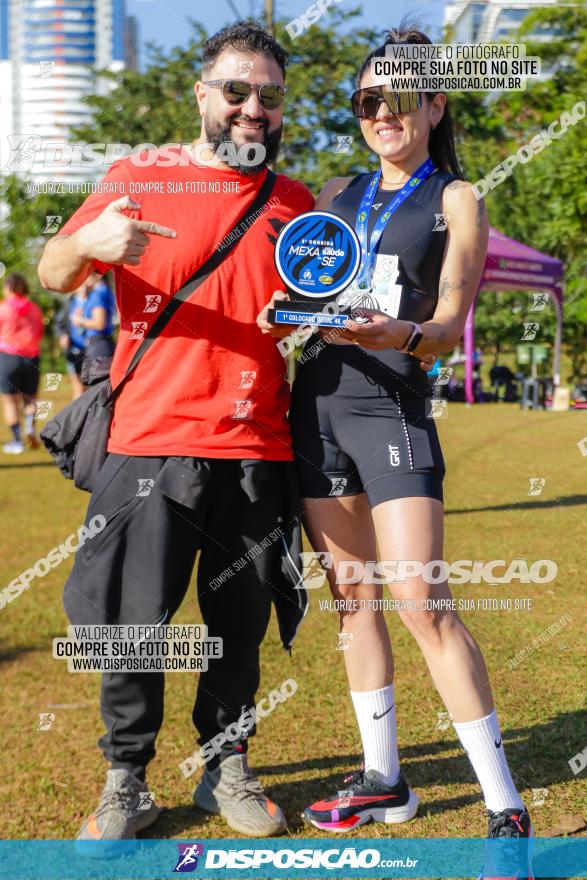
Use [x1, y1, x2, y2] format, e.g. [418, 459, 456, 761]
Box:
[0, 0, 138, 183]
[443, 0, 559, 44]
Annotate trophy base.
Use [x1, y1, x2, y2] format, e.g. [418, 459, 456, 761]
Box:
[268, 304, 351, 328]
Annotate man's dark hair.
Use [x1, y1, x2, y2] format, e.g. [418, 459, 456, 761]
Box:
[357, 20, 463, 178]
[202, 21, 289, 78]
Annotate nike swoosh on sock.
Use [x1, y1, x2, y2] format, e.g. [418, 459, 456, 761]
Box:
[373, 704, 394, 720]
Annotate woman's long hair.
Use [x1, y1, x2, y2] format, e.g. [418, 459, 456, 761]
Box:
[357, 24, 463, 178]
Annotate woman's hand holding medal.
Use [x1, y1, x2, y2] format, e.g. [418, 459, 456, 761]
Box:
[340, 308, 410, 349]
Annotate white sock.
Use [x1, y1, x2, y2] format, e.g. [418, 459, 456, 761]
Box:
[25, 412, 35, 435]
[453, 709, 524, 813]
[350, 684, 400, 787]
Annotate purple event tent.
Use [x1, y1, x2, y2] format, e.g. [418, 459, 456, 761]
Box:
[464, 227, 564, 404]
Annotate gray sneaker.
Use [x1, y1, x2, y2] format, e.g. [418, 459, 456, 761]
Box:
[76, 769, 160, 853]
[194, 754, 287, 837]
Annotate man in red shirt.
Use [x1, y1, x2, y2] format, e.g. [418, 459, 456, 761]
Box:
[38, 21, 313, 844]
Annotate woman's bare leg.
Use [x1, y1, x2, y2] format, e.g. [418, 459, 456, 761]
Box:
[372, 496, 524, 813]
[372, 496, 493, 720]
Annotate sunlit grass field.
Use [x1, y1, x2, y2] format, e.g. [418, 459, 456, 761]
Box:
[0, 379, 585, 862]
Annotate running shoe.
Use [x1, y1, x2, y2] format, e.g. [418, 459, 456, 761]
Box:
[194, 753, 287, 837]
[76, 769, 160, 856]
[25, 433, 41, 450]
[2, 440, 24, 454]
[303, 769, 419, 832]
[483, 807, 534, 880]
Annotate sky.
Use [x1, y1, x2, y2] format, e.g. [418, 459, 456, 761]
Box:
[125, 0, 447, 67]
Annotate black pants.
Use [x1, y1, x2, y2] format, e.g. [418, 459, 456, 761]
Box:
[64, 454, 290, 778]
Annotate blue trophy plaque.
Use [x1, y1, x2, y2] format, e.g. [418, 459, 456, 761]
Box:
[268, 211, 362, 327]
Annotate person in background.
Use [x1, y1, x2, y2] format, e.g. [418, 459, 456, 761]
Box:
[55, 286, 87, 400]
[72, 272, 116, 379]
[0, 273, 44, 454]
[490, 363, 516, 402]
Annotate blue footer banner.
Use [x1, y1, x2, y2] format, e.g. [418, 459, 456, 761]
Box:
[0, 838, 585, 878]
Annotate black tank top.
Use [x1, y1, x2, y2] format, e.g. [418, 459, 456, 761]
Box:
[305, 168, 457, 397]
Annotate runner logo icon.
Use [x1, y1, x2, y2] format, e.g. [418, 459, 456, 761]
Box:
[329, 477, 348, 496]
[173, 843, 204, 873]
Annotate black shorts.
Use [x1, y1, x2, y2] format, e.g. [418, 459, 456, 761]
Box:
[0, 352, 40, 396]
[290, 344, 445, 507]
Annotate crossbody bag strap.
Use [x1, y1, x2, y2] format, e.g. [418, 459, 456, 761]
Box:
[105, 169, 277, 406]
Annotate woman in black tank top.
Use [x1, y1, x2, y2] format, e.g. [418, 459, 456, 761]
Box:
[259, 26, 531, 847]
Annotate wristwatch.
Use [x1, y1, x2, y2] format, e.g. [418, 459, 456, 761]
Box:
[400, 322, 424, 354]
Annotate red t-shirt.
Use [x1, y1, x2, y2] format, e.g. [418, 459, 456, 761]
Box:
[0, 296, 44, 358]
[60, 151, 314, 459]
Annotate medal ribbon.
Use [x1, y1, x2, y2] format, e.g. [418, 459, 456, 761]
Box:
[354, 157, 436, 290]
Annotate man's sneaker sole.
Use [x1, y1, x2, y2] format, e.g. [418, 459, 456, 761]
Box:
[305, 788, 419, 832]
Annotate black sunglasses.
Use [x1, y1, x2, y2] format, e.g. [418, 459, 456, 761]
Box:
[203, 79, 286, 110]
[351, 87, 422, 119]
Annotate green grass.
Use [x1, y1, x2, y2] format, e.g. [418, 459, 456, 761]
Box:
[0, 378, 585, 855]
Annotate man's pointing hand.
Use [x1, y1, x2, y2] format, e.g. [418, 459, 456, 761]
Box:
[77, 197, 177, 267]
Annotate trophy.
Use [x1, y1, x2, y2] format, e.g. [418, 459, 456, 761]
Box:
[267, 211, 362, 328]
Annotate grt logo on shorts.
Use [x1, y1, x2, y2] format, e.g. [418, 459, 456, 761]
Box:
[0, 516, 106, 611]
[298, 553, 557, 587]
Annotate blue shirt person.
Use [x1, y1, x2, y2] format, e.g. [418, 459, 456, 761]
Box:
[82, 279, 115, 338]
[67, 292, 87, 351]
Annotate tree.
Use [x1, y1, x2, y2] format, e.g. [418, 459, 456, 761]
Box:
[450, 4, 587, 382]
[0, 175, 82, 367]
[275, 7, 378, 191]
[482, 4, 587, 382]
[72, 24, 208, 150]
[0, 175, 79, 307]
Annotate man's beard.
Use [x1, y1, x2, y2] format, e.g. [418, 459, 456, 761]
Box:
[204, 112, 282, 174]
